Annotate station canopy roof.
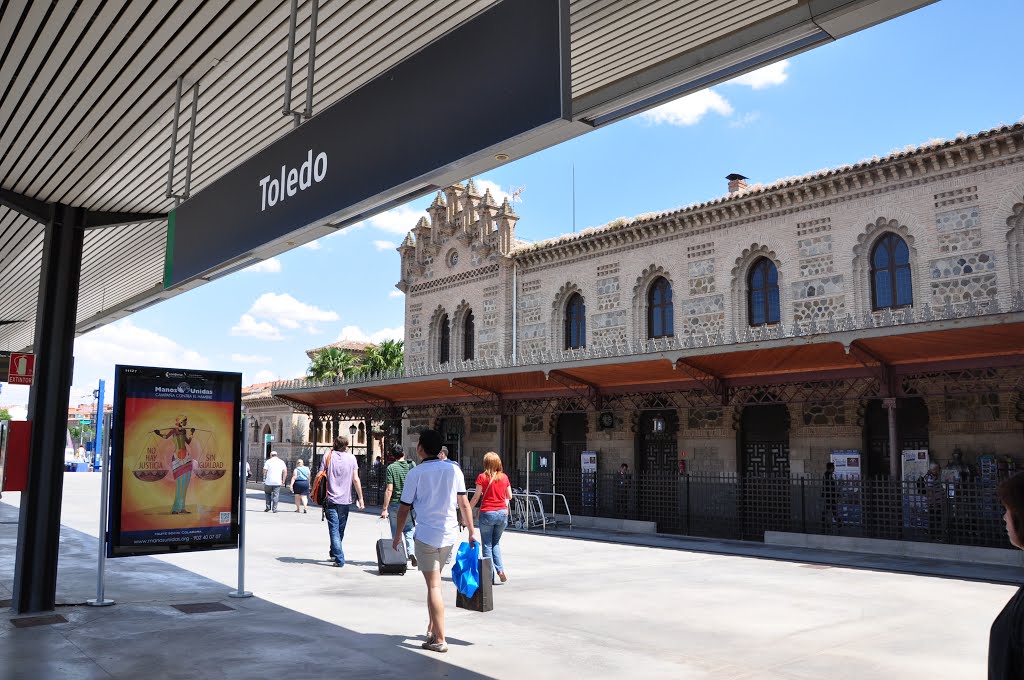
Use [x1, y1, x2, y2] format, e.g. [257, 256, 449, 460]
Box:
[272, 312, 1024, 413]
[0, 0, 934, 353]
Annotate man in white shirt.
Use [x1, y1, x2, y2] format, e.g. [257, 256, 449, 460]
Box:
[263, 450, 287, 513]
[393, 429, 475, 654]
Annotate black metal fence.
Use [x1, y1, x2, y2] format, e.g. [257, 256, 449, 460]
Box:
[449, 469, 1010, 550]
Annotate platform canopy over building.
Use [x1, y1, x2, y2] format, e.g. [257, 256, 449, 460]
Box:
[0, 0, 936, 614]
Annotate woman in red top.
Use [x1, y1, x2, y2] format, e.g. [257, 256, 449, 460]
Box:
[470, 451, 512, 584]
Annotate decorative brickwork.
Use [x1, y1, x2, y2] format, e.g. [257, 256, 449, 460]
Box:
[945, 393, 1000, 422]
[802, 400, 847, 427]
[934, 185, 978, 209]
[687, 241, 714, 259]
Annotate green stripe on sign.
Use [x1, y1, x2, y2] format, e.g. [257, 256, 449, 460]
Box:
[164, 210, 176, 289]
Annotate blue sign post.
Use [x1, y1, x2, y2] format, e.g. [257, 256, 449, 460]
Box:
[93, 380, 105, 470]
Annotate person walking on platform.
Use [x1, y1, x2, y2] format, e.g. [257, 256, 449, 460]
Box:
[290, 458, 311, 513]
[263, 450, 287, 513]
[989, 472, 1024, 678]
[321, 436, 364, 567]
[392, 429, 475, 653]
[469, 451, 512, 584]
[381, 444, 417, 565]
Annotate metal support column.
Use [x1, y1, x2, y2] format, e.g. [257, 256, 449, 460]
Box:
[884, 398, 899, 479]
[14, 203, 86, 613]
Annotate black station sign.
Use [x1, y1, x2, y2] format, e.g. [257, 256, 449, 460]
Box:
[165, 0, 570, 288]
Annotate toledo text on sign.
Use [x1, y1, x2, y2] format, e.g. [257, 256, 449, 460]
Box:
[259, 149, 327, 212]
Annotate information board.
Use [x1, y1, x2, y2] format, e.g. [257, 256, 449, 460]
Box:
[108, 365, 242, 558]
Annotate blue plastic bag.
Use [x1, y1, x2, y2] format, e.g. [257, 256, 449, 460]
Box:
[451, 541, 480, 598]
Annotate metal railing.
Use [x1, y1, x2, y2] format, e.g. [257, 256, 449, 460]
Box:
[461, 469, 1012, 550]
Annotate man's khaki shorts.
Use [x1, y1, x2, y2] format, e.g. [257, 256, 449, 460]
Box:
[414, 539, 453, 573]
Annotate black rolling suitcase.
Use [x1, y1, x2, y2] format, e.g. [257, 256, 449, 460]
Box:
[376, 538, 407, 575]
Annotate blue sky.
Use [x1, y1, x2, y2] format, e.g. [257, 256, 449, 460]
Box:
[3, 0, 1022, 410]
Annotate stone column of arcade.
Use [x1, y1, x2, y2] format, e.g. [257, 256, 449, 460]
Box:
[13, 204, 86, 613]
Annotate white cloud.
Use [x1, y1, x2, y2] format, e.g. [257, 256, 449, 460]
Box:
[231, 353, 272, 364]
[729, 112, 762, 129]
[388, 290, 404, 299]
[244, 257, 282, 273]
[250, 369, 276, 384]
[76, 319, 209, 369]
[474, 179, 512, 204]
[363, 206, 423, 236]
[337, 325, 405, 344]
[373, 240, 397, 251]
[640, 89, 734, 127]
[728, 60, 789, 90]
[246, 293, 338, 332]
[231, 314, 284, 341]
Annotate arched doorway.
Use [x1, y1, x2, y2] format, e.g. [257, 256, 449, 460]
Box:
[637, 410, 679, 531]
[740, 403, 790, 538]
[740, 404, 790, 476]
[864, 398, 930, 478]
[437, 417, 464, 465]
[554, 412, 587, 515]
[261, 424, 272, 458]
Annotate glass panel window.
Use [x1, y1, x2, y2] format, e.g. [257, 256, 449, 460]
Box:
[439, 314, 450, 363]
[463, 311, 475, 361]
[647, 277, 674, 339]
[748, 258, 780, 326]
[870, 234, 913, 310]
[565, 293, 586, 349]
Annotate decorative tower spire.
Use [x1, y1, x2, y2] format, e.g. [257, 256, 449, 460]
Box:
[496, 196, 518, 255]
[428, 191, 447, 229]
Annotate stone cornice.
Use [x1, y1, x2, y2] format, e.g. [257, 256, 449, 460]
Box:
[514, 124, 1024, 271]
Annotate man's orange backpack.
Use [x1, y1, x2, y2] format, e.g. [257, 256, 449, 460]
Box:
[310, 451, 332, 520]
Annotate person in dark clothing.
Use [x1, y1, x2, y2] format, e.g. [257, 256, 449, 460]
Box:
[989, 472, 1024, 679]
[821, 462, 841, 533]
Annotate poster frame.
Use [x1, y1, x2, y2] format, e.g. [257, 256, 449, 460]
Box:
[107, 365, 242, 558]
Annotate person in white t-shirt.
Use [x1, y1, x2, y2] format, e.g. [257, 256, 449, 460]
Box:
[263, 451, 288, 513]
[393, 429, 475, 654]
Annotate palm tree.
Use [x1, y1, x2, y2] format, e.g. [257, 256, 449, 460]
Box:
[359, 339, 404, 376]
[307, 347, 358, 381]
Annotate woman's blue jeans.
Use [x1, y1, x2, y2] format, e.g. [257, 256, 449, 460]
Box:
[478, 510, 507, 580]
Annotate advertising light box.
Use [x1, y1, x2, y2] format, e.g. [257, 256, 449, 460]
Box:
[108, 365, 242, 558]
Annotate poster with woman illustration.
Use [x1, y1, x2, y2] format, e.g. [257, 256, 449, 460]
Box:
[108, 365, 242, 558]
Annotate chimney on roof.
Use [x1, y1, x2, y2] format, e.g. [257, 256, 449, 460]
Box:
[726, 173, 749, 194]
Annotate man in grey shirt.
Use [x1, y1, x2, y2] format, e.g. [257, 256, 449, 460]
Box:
[319, 435, 365, 567]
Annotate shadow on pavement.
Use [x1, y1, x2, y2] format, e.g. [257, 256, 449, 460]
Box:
[0, 501, 493, 680]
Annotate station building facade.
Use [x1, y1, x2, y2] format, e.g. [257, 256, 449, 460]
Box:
[275, 123, 1024, 546]
[390, 123, 1024, 480]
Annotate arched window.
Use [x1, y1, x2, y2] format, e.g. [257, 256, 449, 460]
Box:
[564, 293, 586, 349]
[252, 420, 260, 442]
[308, 419, 315, 444]
[463, 310, 475, 361]
[647, 277, 674, 338]
[278, 419, 283, 444]
[871, 233, 912, 310]
[748, 258, 780, 326]
[357, 422, 365, 445]
[439, 313, 450, 363]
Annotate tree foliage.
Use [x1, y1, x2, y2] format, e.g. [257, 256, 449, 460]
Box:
[307, 347, 358, 381]
[359, 339, 404, 376]
[0, 408, 11, 421]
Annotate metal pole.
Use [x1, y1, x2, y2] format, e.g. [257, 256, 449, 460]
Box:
[282, 0, 298, 116]
[229, 417, 253, 598]
[303, 0, 319, 119]
[87, 432, 115, 607]
[92, 380, 105, 470]
[885, 398, 899, 479]
[166, 77, 182, 199]
[182, 83, 199, 199]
